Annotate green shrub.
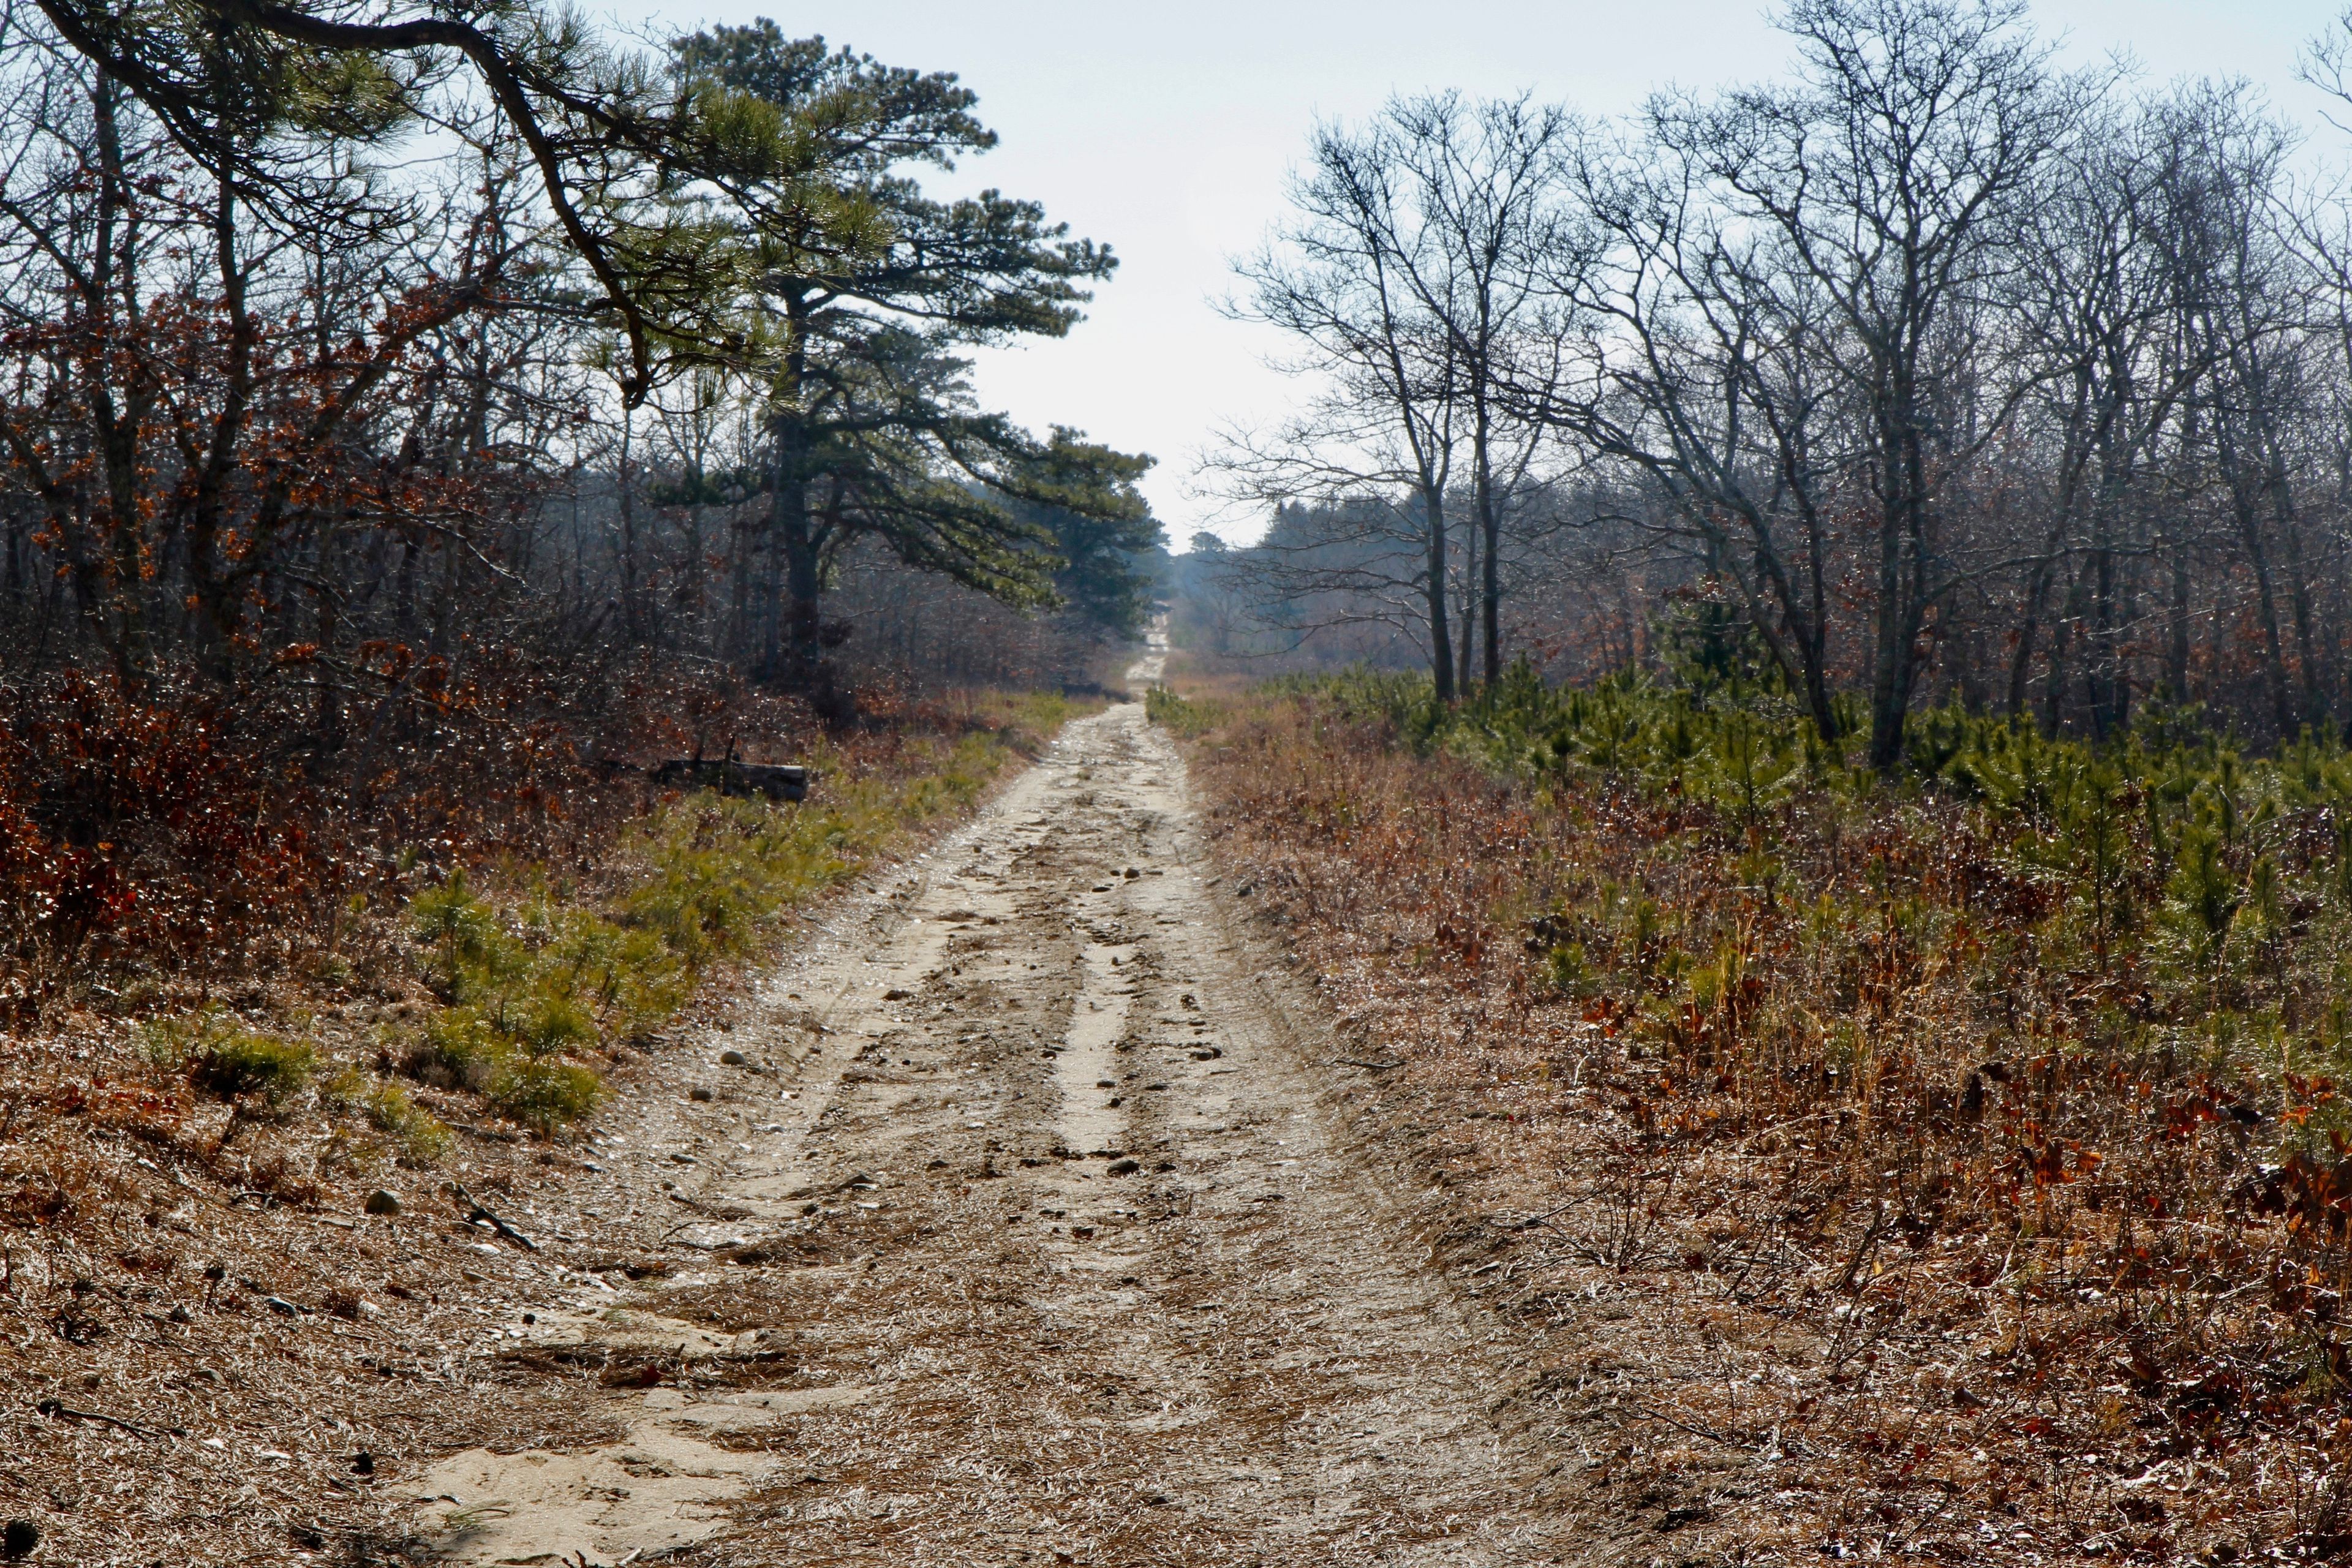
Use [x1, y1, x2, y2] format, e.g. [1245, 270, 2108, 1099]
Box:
[324, 1067, 451, 1165]
[518, 993, 597, 1057]
[136, 1010, 205, 1074]
[538, 909, 683, 1041]
[402, 1006, 604, 1132]
[196, 1025, 317, 1104]
[410, 872, 522, 1003]
[1543, 940, 1593, 997]
[412, 1007, 508, 1092]
[145, 1008, 317, 1103]
[2168, 827, 2242, 967]
[1146, 685, 1224, 738]
[486, 1054, 605, 1133]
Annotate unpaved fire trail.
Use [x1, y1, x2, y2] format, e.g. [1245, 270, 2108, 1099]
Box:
[416, 651, 1577, 1566]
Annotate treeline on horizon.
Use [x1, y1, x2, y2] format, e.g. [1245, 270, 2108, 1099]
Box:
[1193, 0, 2352, 766]
[0, 3, 1162, 992]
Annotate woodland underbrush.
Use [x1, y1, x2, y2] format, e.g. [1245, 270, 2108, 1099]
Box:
[1163, 668, 2352, 1564]
[0, 654, 1031, 1006]
[0, 684, 1072, 1243]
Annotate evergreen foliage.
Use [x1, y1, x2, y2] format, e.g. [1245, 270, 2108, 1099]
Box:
[664, 21, 1157, 689]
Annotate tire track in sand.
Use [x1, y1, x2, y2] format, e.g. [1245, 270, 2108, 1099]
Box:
[407, 639, 1586, 1566]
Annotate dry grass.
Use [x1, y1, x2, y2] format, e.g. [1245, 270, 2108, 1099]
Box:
[1171, 684, 2352, 1566]
[0, 692, 1081, 1564]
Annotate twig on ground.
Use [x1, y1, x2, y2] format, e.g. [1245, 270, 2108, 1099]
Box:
[1627, 1401, 1752, 1451]
[35, 1398, 177, 1439]
[450, 1183, 537, 1251]
[1831, 1199, 1893, 1297]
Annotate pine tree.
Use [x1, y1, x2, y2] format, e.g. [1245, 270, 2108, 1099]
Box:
[669, 22, 1155, 700]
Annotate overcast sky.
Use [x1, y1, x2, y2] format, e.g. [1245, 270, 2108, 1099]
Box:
[604, 1, 2348, 547]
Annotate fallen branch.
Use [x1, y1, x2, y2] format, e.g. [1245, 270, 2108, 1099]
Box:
[651, 758, 810, 802]
[450, 1183, 537, 1251]
[36, 1397, 177, 1439]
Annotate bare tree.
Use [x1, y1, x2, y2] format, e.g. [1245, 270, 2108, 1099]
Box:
[1192, 2, 2352, 756]
[1381, 93, 1575, 687]
[1217, 110, 1466, 698]
[1542, 0, 2085, 764]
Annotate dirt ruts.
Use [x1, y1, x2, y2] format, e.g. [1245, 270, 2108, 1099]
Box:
[407, 647, 1588, 1566]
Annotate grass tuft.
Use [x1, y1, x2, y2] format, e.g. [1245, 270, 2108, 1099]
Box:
[145, 1008, 317, 1104]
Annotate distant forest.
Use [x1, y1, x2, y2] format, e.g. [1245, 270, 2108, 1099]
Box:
[1187, 0, 2352, 766]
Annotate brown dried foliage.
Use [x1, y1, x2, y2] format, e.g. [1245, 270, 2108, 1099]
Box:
[1181, 692, 2352, 1566]
[0, 654, 926, 1008]
[0, 692, 1060, 1563]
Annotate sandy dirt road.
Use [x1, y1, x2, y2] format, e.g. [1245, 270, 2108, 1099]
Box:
[412, 646, 1581, 1566]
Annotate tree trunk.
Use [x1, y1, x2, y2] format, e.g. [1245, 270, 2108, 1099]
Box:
[2274, 481, 2326, 728]
[1482, 500, 1501, 686]
[616, 407, 641, 644]
[1423, 488, 1455, 704]
[2168, 531, 2191, 701]
[1455, 511, 1476, 696]
[1474, 401, 1501, 686]
[728, 503, 753, 665]
[2218, 422, 2297, 737]
[1867, 481, 1924, 771]
[768, 413, 813, 680]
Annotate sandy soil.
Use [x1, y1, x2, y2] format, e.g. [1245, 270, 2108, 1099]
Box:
[407, 642, 1591, 1566]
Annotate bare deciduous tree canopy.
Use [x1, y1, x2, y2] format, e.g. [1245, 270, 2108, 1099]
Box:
[1205, 0, 2352, 763]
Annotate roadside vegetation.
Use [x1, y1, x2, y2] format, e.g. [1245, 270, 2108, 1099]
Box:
[3, 691, 1076, 1226]
[0, 689, 1080, 1562]
[1161, 656, 2352, 1562]
[0, 0, 1165, 1548]
[1169, 1, 2352, 1552]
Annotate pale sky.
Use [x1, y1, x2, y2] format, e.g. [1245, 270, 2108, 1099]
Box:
[603, 1, 2348, 546]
